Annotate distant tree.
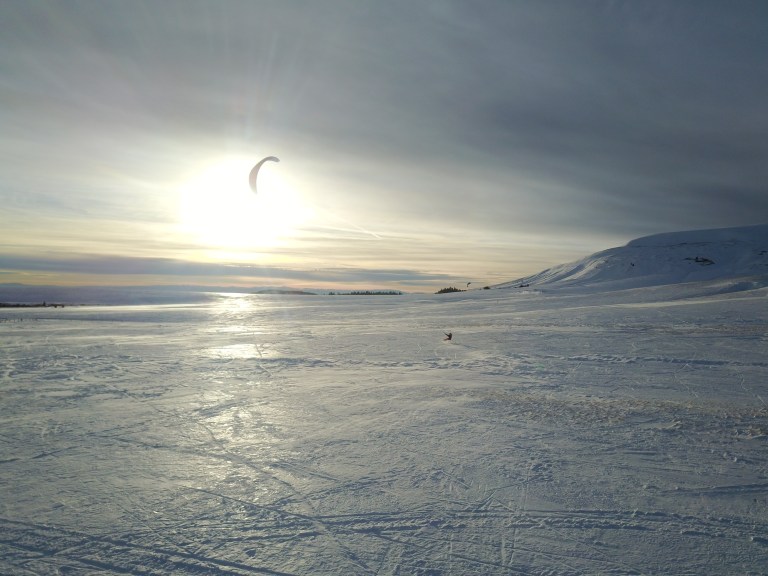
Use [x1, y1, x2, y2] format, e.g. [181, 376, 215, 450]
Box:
[435, 287, 463, 294]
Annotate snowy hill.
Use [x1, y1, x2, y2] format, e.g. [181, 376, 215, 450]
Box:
[498, 223, 768, 292]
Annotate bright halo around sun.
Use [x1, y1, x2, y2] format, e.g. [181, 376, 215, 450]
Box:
[177, 157, 312, 253]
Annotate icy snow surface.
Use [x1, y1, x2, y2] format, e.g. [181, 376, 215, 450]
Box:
[2, 283, 767, 575]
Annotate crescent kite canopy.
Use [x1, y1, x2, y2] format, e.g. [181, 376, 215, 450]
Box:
[248, 156, 280, 194]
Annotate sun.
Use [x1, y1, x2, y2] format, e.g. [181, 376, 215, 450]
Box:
[177, 157, 312, 253]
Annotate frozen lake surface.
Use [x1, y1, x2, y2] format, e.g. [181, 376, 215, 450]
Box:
[2, 286, 767, 574]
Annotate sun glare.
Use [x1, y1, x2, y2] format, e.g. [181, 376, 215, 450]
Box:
[177, 158, 312, 252]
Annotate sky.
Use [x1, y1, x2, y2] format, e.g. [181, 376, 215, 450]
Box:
[1, 1, 767, 292]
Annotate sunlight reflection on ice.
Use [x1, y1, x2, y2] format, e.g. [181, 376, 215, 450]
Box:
[200, 293, 285, 362]
[206, 343, 260, 359]
[208, 292, 258, 315]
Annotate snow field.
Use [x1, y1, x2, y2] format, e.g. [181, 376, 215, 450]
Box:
[1, 286, 767, 574]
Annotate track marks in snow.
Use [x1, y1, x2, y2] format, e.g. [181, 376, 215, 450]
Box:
[3, 295, 768, 574]
[0, 517, 295, 575]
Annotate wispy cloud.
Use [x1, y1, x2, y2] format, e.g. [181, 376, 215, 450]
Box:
[0, 253, 457, 289]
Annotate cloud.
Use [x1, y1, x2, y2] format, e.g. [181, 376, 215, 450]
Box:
[0, 253, 455, 288]
[1, 1, 767, 290]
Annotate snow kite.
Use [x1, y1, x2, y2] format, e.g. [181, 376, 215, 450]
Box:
[249, 156, 280, 194]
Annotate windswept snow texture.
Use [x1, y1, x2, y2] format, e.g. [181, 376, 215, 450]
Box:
[2, 282, 768, 575]
[499, 223, 768, 292]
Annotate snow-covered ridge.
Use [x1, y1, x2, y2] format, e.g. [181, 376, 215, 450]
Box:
[499, 223, 768, 292]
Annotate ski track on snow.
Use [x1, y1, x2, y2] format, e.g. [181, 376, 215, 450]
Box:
[1, 288, 767, 574]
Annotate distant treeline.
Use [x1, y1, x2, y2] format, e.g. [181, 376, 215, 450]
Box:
[0, 302, 66, 308]
[329, 290, 402, 296]
[435, 287, 464, 294]
[436, 286, 492, 294]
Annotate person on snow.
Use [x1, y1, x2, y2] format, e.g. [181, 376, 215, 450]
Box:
[443, 332, 452, 341]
